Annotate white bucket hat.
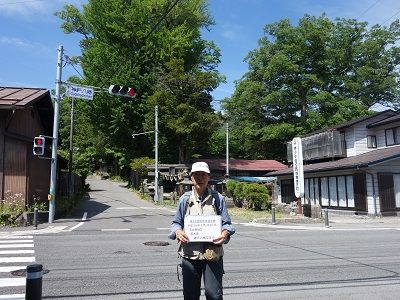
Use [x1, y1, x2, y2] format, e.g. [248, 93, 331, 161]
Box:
[191, 162, 210, 174]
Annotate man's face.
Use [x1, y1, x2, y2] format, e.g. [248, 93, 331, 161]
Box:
[191, 171, 210, 188]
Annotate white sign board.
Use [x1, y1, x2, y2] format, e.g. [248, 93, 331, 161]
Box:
[184, 215, 222, 242]
[67, 84, 94, 101]
[292, 137, 304, 198]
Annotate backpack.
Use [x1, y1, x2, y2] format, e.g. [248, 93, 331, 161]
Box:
[182, 190, 221, 216]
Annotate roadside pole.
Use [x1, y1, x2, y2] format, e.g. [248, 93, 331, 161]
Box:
[154, 105, 159, 202]
[49, 45, 63, 223]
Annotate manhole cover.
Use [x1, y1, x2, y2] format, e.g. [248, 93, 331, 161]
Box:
[11, 269, 50, 277]
[143, 241, 170, 246]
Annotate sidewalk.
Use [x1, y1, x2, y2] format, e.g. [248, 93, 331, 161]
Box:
[251, 212, 400, 229]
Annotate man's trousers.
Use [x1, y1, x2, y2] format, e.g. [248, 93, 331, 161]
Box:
[181, 257, 224, 300]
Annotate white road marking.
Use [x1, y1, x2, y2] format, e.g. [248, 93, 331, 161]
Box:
[0, 250, 34, 255]
[156, 228, 170, 230]
[0, 236, 33, 239]
[0, 244, 33, 249]
[0, 266, 27, 273]
[68, 212, 87, 231]
[0, 294, 24, 299]
[0, 257, 35, 263]
[0, 277, 25, 287]
[0, 240, 33, 244]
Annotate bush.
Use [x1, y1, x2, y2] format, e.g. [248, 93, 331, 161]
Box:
[242, 183, 270, 211]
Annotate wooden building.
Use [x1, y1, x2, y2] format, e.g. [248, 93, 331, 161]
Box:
[0, 87, 54, 208]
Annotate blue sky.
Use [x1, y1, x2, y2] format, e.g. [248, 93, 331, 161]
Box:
[1, 0, 400, 110]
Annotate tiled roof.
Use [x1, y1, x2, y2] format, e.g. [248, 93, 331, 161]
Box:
[267, 145, 400, 176]
[0, 87, 49, 108]
[194, 159, 287, 172]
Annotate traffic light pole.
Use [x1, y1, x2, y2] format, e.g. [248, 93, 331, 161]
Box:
[48, 45, 63, 223]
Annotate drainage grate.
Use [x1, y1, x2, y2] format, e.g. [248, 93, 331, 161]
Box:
[143, 241, 170, 246]
[11, 269, 50, 277]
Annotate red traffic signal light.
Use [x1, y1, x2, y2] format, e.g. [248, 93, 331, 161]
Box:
[108, 85, 136, 98]
[33, 136, 45, 156]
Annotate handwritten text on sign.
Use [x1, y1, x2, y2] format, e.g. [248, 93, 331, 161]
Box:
[184, 215, 222, 242]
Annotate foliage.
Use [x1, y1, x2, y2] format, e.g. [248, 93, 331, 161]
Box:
[130, 157, 154, 182]
[26, 201, 48, 212]
[147, 58, 223, 163]
[222, 15, 400, 161]
[226, 180, 270, 210]
[0, 192, 24, 226]
[242, 183, 269, 211]
[55, 0, 223, 175]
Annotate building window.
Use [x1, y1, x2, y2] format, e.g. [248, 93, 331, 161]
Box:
[367, 135, 377, 148]
[319, 175, 355, 208]
[385, 127, 400, 146]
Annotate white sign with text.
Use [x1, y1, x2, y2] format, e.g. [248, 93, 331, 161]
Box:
[184, 215, 222, 242]
[67, 84, 94, 100]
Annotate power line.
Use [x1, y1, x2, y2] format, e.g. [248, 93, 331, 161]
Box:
[381, 7, 400, 25]
[356, 0, 382, 19]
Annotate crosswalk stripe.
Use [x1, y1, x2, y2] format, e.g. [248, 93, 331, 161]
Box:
[0, 250, 34, 255]
[0, 257, 35, 263]
[0, 236, 33, 239]
[0, 240, 33, 244]
[0, 244, 33, 249]
[0, 266, 27, 273]
[0, 277, 25, 287]
[0, 294, 24, 299]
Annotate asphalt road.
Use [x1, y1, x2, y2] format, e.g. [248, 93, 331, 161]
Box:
[1, 176, 399, 299]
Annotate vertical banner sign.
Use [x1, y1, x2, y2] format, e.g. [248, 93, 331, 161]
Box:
[292, 137, 304, 198]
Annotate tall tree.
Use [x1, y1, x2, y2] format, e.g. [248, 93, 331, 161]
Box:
[55, 0, 223, 173]
[223, 15, 400, 161]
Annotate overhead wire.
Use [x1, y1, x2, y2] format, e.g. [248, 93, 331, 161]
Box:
[356, 0, 382, 19]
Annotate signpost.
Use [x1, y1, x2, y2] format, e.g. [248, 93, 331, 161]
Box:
[292, 137, 304, 198]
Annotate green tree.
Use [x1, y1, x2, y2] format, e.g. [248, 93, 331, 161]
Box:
[223, 15, 400, 161]
[55, 0, 223, 175]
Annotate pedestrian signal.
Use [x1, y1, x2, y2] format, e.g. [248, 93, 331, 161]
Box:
[33, 136, 45, 156]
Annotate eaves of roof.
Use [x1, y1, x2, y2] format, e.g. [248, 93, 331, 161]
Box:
[298, 110, 397, 139]
[0, 87, 50, 109]
[267, 145, 400, 176]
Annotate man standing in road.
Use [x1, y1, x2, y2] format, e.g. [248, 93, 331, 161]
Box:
[169, 162, 235, 300]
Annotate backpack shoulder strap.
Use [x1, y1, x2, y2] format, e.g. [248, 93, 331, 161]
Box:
[211, 190, 221, 215]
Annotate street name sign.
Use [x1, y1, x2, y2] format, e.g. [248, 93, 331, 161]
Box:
[67, 84, 94, 101]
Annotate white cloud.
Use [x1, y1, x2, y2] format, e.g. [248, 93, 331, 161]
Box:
[0, 36, 33, 48]
[0, 0, 48, 16]
[0, 0, 85, 17]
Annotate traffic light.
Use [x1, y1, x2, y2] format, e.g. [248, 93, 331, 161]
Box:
[33, 136, 45, 156]
[108, 85, 136, 98]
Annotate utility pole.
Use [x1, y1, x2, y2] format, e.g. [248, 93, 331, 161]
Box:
[68, 97, 75, 197]
[225, 122, 229, 177]
[49, 45, 63, 223]
[154, 105, 159, 202]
